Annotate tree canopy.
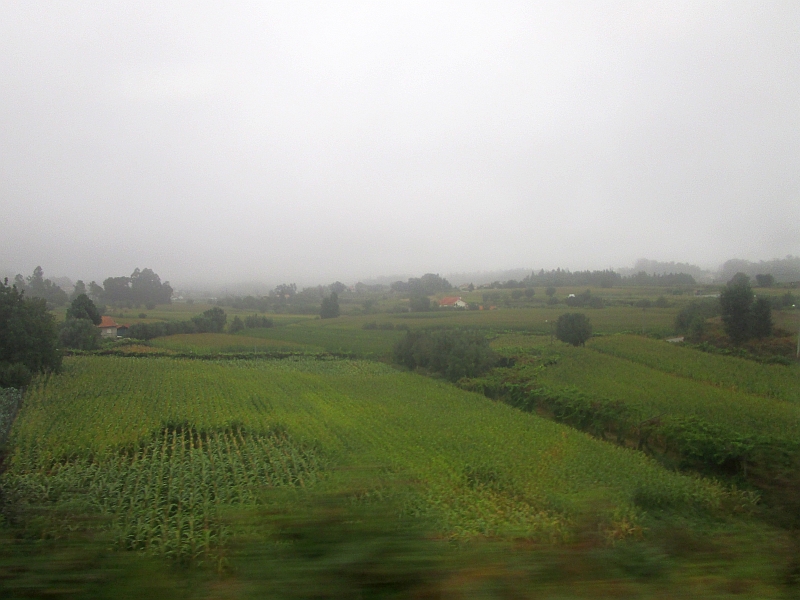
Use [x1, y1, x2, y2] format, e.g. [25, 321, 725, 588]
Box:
[12, 266, 68, 308]
[66, 294, 102, 325]
[0, 279, 61, 387]
[320, 293, 340, 319]
[101, 268, 173, 307]
[719, 273, 772, 343]
[393, 329, 497, 381]
[556, 313, 593, 346]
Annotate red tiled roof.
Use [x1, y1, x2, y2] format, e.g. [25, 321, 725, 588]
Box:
[98, 316, 118, 328]
[439, 296, 461, 306]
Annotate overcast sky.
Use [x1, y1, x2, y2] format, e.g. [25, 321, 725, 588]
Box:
[1, 2, 798, 287]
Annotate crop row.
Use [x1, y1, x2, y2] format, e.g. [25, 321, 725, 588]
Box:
[5, 355, 746, 549]
[534, 345, 800, 440]
[3, 425, 322, 561]
[588, 335, 800, 403]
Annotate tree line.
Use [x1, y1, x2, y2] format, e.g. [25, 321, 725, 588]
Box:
[10, 266, 173, 310]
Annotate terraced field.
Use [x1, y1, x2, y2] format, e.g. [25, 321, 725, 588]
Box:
[588, 335, 800, 403]
[3, 355, 741, 564]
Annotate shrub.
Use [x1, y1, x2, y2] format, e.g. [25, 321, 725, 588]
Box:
[556, 313, 592, 346]
[409, 296, 431, 312]
[674, 299, 720, 335]
[244, 314, 273, 329]
[393, 329, 498, 381]
[229, 316, 244, 333]
[59, 318, 101, 350]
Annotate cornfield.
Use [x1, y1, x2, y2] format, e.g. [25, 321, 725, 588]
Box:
[2, 355, 748, 561]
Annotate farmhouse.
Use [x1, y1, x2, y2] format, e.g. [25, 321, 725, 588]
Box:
[98, 316, 119, 339]
[439, 296, 468, 308]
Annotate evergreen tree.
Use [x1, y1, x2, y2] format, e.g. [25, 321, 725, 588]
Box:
[66, 294, 102, 325]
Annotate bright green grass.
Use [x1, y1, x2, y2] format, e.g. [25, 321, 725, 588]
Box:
[150, 333, 309, 353]
[536, 345, 800, 440]
[6, 356, 736, 550]
[588, 335, 800, 403]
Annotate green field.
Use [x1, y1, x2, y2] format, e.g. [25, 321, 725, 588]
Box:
[588, 335, 800, 403]
[4, 355, 743, 561]
[151, 333, 309, 353]
[239, 323, 406, 356]
[6, 293, 800, 596]
[531, 344, 800, 440]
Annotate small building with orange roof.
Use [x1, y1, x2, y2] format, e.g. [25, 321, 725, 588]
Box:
[98, 316, 119, 339]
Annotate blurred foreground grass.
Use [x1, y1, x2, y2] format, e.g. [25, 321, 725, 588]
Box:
[1, 472, 797, 599]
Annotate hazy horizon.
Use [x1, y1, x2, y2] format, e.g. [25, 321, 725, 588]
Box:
[2, 2, 798, 287]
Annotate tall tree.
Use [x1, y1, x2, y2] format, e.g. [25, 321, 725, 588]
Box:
[0, 279, 61, 387]
[70, 280, 87, 302]
[66, 294, 102, 325]
[22, 266, 68, 307]
[720, 273, 756, 343]
[130, 267, 173, 306]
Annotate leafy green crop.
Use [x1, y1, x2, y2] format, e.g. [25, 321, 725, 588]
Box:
[3, 355, 746, 561]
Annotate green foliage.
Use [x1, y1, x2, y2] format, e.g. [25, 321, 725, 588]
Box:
[0, 278, 61, 387]
[751, 297, 773, 338]
[101, 268, 173, 307]
[520, 340, 800, 483]
[393, 329, 498, 380]
[0, 387, 22, 445]
[590, 335, 800, 403]
[59, 318, 102, 350]
[234, 485, 443, 599]
[69, 279, 87, 301]
[19, 266, 69, 307]
[126, 307, 229, 340]
[191, 306, 227, 333]
[674, 298, 719, 335]
[556, 313, 592, 346]
[244, 314, 273, 328]
[229, 315, 244, 333]
[320, 292, 340, 319]
[6, 355, 736, 552]
[66, 293, 102, 325]
[408, 295, 431, 312]
[719, 273, 775, 343]
[390, 273, 452, 295]
[720, 273, 756, 343]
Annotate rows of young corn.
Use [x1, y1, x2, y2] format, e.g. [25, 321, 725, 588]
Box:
[3, 425, 322, 562]
[588, 334, 800, 403]
[4, 355, 747, 551]
[476, 335, 800, 477]
[533, 344, 800, 440]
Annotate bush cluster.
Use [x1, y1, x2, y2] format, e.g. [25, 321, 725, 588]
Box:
[393, 329, 498, 381]
[126, 307, 227, 340]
